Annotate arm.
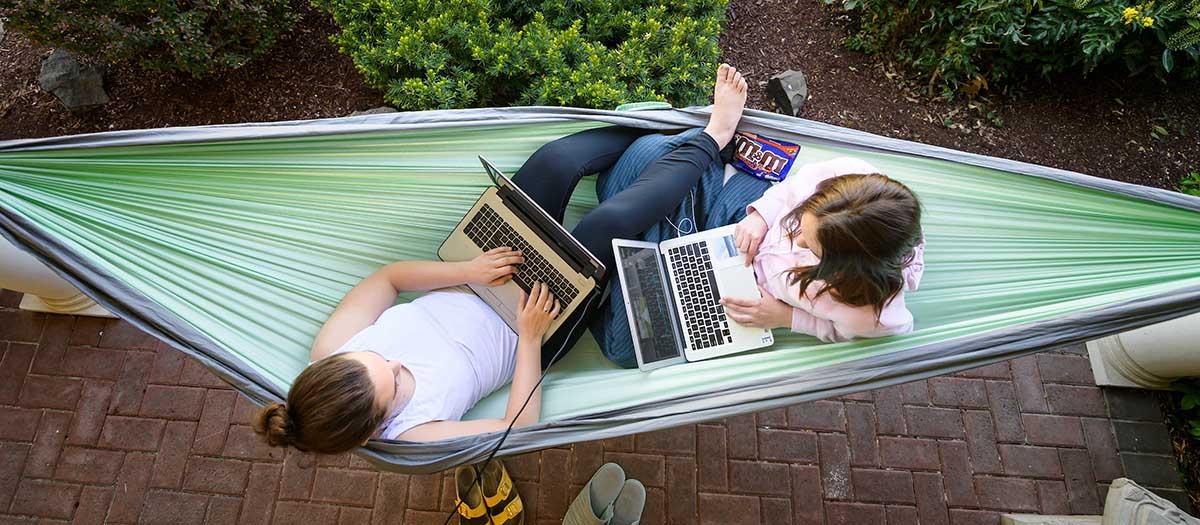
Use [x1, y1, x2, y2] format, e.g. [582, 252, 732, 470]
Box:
[733, 211, 769, 266]
[745, 178, 795, 226]
[903, 240, 926, 292]
[310, 248, 525, 361]
[395, 282, 560, 442]
[720, 286, 792, 330]
[721, 286, 847, 343]
[789, 306, 846, 343]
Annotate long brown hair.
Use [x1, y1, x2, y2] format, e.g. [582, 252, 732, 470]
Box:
[252, 355, 387, 454]
[782, 173, 922, 319]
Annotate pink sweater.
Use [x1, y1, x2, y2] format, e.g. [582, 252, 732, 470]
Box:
[746, 157, 926, 342]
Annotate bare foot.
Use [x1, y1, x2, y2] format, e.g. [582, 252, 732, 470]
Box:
[703, 63, 748, 149]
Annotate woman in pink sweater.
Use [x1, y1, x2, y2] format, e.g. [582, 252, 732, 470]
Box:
[721, 158, 926, 342]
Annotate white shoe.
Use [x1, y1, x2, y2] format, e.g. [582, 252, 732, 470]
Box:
[563, 463, 625, 525]
[611, 479, 646, 525]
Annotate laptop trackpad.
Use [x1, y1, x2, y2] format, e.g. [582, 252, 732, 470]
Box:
[478, 283, 521, 325]
[715, 263, 759, 299]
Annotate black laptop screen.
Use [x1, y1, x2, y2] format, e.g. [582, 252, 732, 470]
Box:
[619, 246, 682, 364]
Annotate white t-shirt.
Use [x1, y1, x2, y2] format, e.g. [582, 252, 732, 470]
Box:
[329, 286, 518, 439]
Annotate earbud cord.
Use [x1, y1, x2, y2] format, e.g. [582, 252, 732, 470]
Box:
[442, 292, 597, 525]
[663, 188, 698, 238]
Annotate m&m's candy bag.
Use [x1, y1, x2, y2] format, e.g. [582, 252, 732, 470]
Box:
[730, 132, 801, 182]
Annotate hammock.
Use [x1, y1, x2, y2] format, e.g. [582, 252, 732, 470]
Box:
[2, 106, 1199, 474]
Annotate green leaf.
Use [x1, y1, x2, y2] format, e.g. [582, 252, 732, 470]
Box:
[1183, 396, 1197, 410]
[1162, 49, 1175, 73]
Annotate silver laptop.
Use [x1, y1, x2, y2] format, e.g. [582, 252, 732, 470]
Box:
[439, 157, 604, 341]
[612, 224, 774, 370]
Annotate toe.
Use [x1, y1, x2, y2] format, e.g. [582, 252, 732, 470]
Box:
[718, 63, 731, 81]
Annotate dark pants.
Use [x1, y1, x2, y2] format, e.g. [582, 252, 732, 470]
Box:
[512, 126, 723, 367]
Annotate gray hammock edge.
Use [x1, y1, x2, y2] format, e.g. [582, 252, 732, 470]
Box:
[3, 106, 1199, 213]
[3, 106, 1199, 473]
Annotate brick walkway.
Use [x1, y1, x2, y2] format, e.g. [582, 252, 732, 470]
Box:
[0, 289, 1189, 524]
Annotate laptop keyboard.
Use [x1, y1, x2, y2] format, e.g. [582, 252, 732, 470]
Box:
[667, 241, 731, 350]
[463, 204, 580, 305]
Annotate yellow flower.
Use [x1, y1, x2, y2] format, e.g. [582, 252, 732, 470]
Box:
[1142, 16, 1154, 27]
[1122, 7, 1139, 24]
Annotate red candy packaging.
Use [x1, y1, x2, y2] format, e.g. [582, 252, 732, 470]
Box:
[731, 132, 801, 182]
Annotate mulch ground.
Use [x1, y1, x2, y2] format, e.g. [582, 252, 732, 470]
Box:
[1160, 391, 1200, 510]
[0, 7, 383, 139]
[720, 2, 1200, 190]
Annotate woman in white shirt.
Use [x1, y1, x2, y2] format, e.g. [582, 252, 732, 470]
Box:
[252, 64, 750, 453]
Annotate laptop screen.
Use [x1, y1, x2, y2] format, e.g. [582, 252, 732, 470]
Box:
[618, 245, 682, 364]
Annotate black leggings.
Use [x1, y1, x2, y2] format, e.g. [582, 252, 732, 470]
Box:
[513, 126, 722, 367]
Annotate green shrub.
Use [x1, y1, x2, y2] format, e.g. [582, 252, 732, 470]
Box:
[1174, 380, 1200, 437]
[314, 0, 727, 110]
[0, 0, 297, 76]
[826, 0, 1200, 97]
[1182, 171, 1200, 196]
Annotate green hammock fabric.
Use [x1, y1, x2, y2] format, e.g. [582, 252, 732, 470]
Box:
[2, 107, 1199, 472]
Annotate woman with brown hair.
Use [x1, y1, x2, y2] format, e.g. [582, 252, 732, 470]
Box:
[252, 63, 753, 454]
[721, 159, 926, 341]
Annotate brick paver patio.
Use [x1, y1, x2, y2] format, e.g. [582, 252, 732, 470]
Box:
[0, 288, 1189, 524]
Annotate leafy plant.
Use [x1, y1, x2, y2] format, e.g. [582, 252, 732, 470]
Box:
[1181, 171, 1200, 196]
[1175, 380, 1200, 438]
[825, 0, 1200, 98]
[313, 0, 727, 110]
[0, 0, 296, 76]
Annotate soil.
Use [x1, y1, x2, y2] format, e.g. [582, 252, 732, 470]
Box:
[720, 1, 1200, 189]
[1161, 392, 1200, 510]
[0, 5, 384, 140]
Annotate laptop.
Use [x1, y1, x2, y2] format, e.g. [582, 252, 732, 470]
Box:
[438, 157, 604, 342]
[612, 224, 775, 371]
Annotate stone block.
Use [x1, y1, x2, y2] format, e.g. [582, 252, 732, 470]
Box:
[767, 70, 808, 116]
[349, 107, 398, 116]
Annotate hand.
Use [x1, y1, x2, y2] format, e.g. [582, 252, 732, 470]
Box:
[721, 286, 791, 330]
[734, 211, 768, 266]
[516, 282, 561, 339]
[465, 247, 524, 287]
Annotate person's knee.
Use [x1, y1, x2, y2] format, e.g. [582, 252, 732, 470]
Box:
[525, 138, 591, 177]
[599, 333, 639, 368]
[578, 203, 641, 241]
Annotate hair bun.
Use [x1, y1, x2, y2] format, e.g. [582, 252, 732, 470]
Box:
[253, 402, 293, 447]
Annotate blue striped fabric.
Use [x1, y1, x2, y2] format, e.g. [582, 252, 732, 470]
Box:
[590, 128, 772, 367]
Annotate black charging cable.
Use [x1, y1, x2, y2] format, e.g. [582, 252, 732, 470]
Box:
[441, 292, 597, 524]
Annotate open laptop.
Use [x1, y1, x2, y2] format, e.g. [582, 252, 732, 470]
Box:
[438, 157, 604, 342]
[612, 224, 775, 370]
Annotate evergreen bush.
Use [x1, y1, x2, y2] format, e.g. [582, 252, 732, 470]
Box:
[314, 0, 727, 110]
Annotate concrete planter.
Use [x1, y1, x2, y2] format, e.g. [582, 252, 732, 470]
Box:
[0, 235, 112, 317]
[1088, 312, 1200, 389]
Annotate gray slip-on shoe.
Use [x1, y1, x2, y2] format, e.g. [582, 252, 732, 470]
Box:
[563, 462, 625, 525]
[611, 479, 646, 525]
